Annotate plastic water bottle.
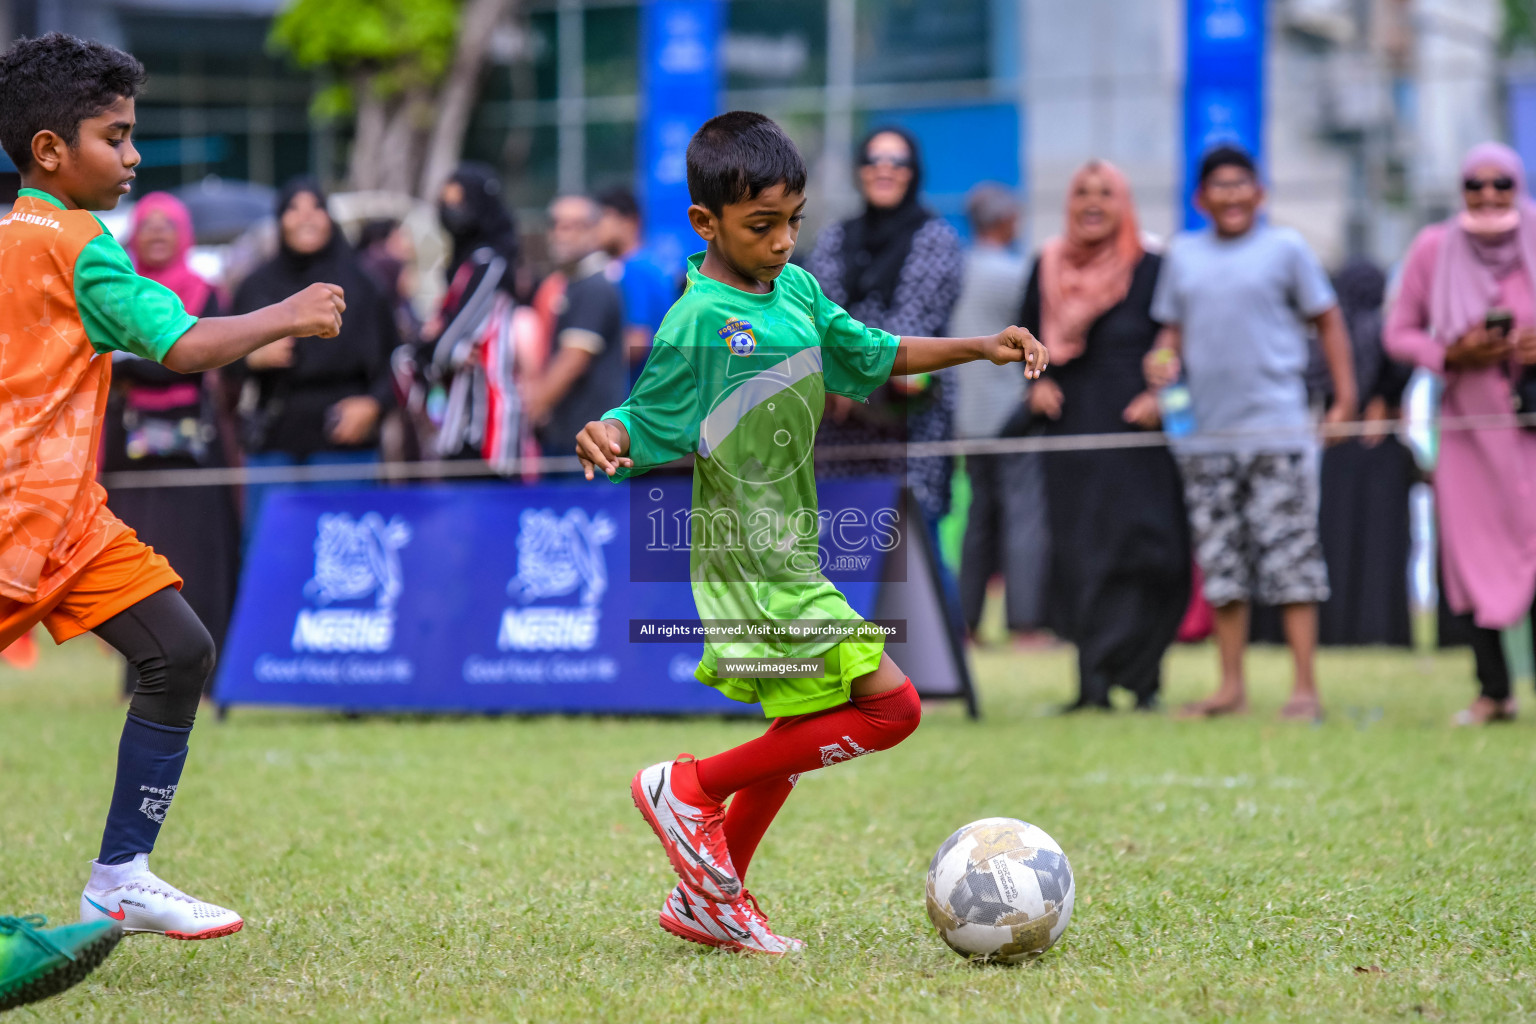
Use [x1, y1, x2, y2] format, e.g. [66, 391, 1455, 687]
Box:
[1158, 378, 1197, 439]
[1150, 348, 1196, 439]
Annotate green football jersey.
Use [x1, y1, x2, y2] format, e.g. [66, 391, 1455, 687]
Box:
[604, 253, 899, 682]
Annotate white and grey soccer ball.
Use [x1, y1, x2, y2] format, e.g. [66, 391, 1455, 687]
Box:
[925, 817, 1075, 964]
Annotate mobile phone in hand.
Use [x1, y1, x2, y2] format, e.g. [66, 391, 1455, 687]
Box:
[1486, 307, 1515, 339]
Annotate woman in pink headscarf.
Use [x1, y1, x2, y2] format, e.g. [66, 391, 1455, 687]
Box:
[1020, 160, 1191, 711]
[130, 192, 218, 316]
[101, 192, 239, 696]
[1385, 142, 1536, 725]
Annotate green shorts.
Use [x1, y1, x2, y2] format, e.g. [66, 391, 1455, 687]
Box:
[696, 636, 886, 718]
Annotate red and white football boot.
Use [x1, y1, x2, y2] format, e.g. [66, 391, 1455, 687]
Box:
[658, 885, 804, 955]
[630, 756, 741, 902]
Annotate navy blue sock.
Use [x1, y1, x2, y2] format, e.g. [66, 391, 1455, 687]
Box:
[99, 714, 192, 865]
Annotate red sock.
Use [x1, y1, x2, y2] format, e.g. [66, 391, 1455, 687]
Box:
[714, 716, 797, 880]
[692, 681, 921, 804]
[722, 773, 795, 881]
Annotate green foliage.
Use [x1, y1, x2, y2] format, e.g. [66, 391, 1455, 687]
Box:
[1505, 0, 1536, 52]
[5, 641, 1535, 1021]
[270, 0, 460, 90]
[310, 81, 356, 120]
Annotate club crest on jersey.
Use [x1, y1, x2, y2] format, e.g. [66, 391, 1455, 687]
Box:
[718, 318, 757, 356]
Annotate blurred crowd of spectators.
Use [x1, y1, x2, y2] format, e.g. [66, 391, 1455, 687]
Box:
[68, 132, 1536, 725]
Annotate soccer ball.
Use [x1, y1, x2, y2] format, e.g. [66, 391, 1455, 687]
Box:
[925, 817, 1075, 964]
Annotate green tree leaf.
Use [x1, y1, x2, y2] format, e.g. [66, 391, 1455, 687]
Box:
[269, 0, 460, 83]
[1505, 0, 1536, 52]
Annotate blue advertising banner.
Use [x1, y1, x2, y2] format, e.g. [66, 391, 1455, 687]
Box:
[638, 0, 722, 274]
[215, 478, 920, 716]
[1183, 0, 1266, 229]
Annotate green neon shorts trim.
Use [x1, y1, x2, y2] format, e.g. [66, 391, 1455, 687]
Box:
[695, 635, 887, 718]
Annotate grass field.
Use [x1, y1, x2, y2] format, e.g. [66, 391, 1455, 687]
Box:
[3, 638, 1535, 1023]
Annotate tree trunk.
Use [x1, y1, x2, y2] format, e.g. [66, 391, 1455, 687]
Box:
[349, 70, 388, 191]
[343, 0, 514, 199]
[418, 0, 516, 200]
[378, 91, 421, 194]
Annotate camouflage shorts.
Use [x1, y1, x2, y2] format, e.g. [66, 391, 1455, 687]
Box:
[1175, 450, 1330, 607]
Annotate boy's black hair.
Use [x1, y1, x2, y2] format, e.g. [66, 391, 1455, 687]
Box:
[595, 185, 640, 222]
[0, 33, 146, 173]
[1198, 143, 1258, 185]
[686, 111, 807, 214]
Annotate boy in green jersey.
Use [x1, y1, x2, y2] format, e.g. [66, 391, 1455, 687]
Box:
[576, 111, 1047, 954]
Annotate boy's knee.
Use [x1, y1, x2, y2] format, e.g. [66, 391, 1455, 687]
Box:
[164, 622, 216, 715]
[168, 622, 217, 688]
[854, 679, 922, 748]
[127, 620, 215, 729]
[887, 683, 922, 743]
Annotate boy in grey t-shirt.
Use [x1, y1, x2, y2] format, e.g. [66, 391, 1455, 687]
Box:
[1146, 145, 1357, 722]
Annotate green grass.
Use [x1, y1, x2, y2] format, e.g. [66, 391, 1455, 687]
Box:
[3, 638, 1535, 1023]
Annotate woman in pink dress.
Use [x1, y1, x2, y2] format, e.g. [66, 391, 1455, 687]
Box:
[1384, 142, 1536, 725]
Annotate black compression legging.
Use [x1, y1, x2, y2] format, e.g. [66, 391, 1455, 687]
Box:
[92, 587, 216, 729]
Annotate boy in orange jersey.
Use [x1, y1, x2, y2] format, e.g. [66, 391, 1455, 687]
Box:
[0, 34, 345, 940]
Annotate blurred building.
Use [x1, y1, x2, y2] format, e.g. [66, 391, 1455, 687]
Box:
[0, 0, 1510, 266]
[0, 0, 315, 201]
[1026, 0, 1501, 263]
[477, 0, 1025, 252]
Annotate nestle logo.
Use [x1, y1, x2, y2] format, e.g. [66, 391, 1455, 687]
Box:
[497, 607, 600, 651]
[291, 609, 395, 653]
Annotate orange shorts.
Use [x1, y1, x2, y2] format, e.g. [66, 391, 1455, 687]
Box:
[0, 529, 182, 648]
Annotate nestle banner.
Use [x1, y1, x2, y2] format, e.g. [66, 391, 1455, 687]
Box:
[214, 477, 943, 716]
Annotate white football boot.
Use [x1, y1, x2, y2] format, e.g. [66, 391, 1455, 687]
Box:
[630, 756, 741, 902]
[658, 884, 804, 955]
[80, 855, 243, 940]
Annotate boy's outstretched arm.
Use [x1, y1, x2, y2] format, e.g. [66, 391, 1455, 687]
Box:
[576, 418, 634, 480]
[895, 326, 1048, 379]
[161, 283, 346, 373]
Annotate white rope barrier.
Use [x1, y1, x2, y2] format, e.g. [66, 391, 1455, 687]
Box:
[97, 411, 1536, 490]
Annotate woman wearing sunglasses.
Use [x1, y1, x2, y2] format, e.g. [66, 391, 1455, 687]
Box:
[1385, 141, 1536, 725]
[805, 126, 970, 636]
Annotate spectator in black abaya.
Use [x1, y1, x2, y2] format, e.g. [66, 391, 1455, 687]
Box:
[1021, 160, 1191, 711]
[1252, 258, 1414, 647]
[357, 217, 422, 347]
[439, 163, 521, 301]
[1319, 259, 1414, 645]
[231, 178, 400, 538]
[806, 126, 965, 644]
[415, 163, 527, 464]
[806, 126, 964, 532]
[356, 218, 424, 463]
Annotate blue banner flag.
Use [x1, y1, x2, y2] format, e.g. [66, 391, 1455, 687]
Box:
[1183, 0, 1267, 229]
[638, 0, 722, 274]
